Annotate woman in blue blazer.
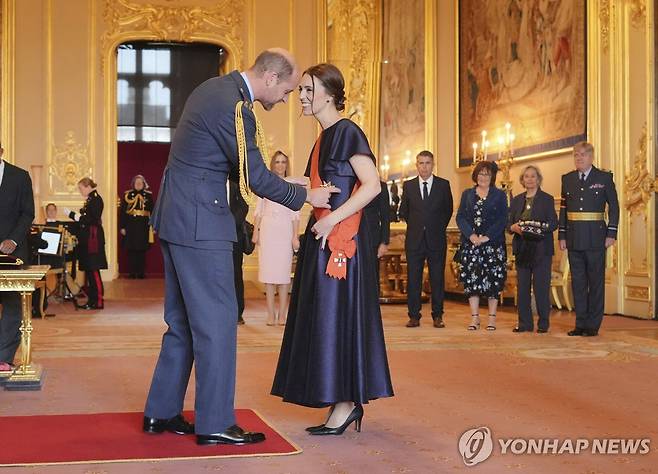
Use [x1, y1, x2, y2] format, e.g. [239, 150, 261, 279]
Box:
[456, 161, 508, 331]
[507, 165, 557, 333]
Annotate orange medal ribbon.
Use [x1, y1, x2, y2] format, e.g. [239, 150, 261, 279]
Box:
[310, 133, 362, 279]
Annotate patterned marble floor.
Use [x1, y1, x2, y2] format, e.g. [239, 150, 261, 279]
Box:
[2, 278, 657, 473]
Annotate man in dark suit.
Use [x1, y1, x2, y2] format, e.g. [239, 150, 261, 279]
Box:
[228, 179, 249, 325]
[559, 141, 619, 337]
[0, 146, 35, 372]
[399, 150, 453, 328]
[364, 180, 391, 262]
[143, 49, 337, 446]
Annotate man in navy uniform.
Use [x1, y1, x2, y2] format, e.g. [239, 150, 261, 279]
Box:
[143, 49, 338, 445]
[558, 141, 619, 337]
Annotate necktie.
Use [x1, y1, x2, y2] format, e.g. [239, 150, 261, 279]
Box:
[422, 181, 429, 200]
[579, 172, 585, 184]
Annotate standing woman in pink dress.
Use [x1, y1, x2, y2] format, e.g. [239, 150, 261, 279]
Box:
[252, 151, 301, 325]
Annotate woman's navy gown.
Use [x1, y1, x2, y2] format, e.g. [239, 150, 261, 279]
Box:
[271, 119, 394, 408]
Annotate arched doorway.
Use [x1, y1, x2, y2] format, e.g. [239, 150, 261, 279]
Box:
[114, 41, 227, 276]
[101, 27, 241, 280]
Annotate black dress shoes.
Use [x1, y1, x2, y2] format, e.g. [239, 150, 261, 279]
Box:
[80, 303, 104, 310]
[143, 414, 195, 435]
[537, 328, 548, 334]
[567, 328, 585, 336]
[582, 329, 599, 337]
[512, 327, 531, 333]
[406, 318, 420, 328]
[197, 425, 266, 445]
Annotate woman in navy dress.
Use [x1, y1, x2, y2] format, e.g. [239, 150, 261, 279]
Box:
[455, 161, 508, 331]
[271, 63, 394, 435]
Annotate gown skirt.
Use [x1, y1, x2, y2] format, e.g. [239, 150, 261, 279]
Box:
[271, 205, 394, 407]
[272, 118, 394, 408]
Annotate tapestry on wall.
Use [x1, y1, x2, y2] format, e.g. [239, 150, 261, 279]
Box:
[458, 0, 587, 166]
[379, 0, 425, 169]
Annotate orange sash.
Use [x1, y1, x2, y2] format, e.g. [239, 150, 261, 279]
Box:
[310, 133, 362, 280]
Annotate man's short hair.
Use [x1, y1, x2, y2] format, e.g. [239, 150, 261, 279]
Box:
[251, 50, 294, 81]
[416, 150, 434, 161]
[45, 203, 57, 210]
[573, 141, 594, 155]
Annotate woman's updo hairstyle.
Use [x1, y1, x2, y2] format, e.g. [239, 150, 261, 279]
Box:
[78, 177, 97, 188]
[303, 63, 346, 112]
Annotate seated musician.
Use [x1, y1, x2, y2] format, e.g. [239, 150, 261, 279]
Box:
[42, 202, 79, 275]
[44, 202, 72, 229]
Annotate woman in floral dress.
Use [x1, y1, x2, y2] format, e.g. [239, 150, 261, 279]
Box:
[455, 161, 508, 331]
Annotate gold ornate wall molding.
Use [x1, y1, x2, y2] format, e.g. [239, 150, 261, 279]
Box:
[101, 0, 245, 278]
[625, 284, 650, 301]
[591, 0, 655, 315]
[1, 0, 15, 162]
[600, 0, 612, 53]
[601, 1, 646, 53]
[623, 124, 653, 277]
[629, 0, 647, 29]
[100, 0, 245, 73]
[48, 131, 92, 195]
[326, 0, 381, 149]
[624, 124, 653, 215]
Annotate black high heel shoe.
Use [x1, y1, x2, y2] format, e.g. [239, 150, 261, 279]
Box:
[305, 406, 335, 432]
[309, 404, 363, 436]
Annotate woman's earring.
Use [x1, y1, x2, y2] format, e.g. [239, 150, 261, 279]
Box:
[326, 99, 331, 103]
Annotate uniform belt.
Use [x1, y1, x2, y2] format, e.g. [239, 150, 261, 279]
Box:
[567, 212, 605, 221]
[127, 210, 151, 217]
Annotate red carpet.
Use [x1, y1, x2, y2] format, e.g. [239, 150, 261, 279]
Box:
[0, 409, 301, 467]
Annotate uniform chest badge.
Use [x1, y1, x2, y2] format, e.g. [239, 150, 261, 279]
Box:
[589, 183, 605, 189]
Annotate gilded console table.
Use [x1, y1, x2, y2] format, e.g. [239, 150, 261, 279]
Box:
[0, 265, 50, 390]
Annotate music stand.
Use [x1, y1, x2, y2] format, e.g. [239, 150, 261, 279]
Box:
[37, 225, 85, 310]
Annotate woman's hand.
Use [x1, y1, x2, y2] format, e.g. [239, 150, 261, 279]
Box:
[251, 229, 259, 245]
[469, 234, 480, 246]
[120, 228, 126, 236]
[311, 214, 337, 244]
[292, 236, 300, 252]
[510, 223, 522, 235]
[478, 235, 490, 244]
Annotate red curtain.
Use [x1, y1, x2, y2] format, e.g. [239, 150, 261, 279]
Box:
[117, 142, 170, 276]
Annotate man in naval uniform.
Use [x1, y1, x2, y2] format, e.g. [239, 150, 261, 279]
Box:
[559, 141, 619, 337]
[143, 49, 338, 446]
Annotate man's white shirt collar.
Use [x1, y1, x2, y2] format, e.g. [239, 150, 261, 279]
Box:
[240, 72, 254, 102]
[418, 174, 434, 195]
[580, 166, 593, 180]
